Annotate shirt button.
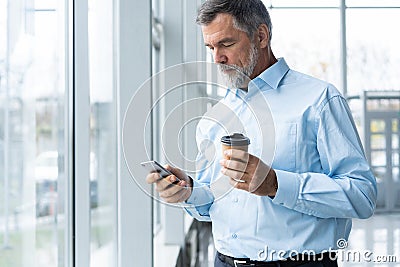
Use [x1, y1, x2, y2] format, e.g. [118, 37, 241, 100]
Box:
[232, 233, 237, 239]
[233, 197, 238, 203]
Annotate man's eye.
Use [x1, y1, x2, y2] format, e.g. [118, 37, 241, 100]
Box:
[222, 43, 234, 47]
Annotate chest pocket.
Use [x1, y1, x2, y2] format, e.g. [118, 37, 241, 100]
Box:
[272, 122, 297, 171]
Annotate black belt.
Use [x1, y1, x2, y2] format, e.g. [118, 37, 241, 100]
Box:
[217, 251, 337, 267]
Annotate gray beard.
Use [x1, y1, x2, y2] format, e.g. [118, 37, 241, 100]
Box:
[218, 43, 258, 89]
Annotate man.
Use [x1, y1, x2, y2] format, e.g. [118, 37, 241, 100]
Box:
[146, 0, 377, 266]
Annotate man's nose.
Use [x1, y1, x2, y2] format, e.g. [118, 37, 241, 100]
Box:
[213, 48, 227, 64]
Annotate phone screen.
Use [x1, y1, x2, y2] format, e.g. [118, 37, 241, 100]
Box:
[140, 160, 173, 178]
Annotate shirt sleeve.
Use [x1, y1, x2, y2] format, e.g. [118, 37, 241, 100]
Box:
[272, 95, 377, 219]
[183, 179, 214, 222]
[182, 122, 216, 221]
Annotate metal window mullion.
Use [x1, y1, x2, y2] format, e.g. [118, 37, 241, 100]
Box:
[116, 0, 153, 266]
[73, 0, 91, 266]
[65, 0, 74, 266]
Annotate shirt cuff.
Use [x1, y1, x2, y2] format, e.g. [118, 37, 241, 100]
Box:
[272, 169, 300, 209]
[182, 179, 214, 221]
[185, 179, 214, 206]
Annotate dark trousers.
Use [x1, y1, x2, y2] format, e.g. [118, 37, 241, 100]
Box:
[214, 252, 338, 267]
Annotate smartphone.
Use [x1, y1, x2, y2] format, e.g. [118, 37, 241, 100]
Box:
[140, 160, 177, 180]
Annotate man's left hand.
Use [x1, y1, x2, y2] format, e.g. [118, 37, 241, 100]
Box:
[219, 149, 278, 197]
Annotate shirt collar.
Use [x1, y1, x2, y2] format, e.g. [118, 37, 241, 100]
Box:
[254, 57, 290, 90]
[224, 58, 290, 98]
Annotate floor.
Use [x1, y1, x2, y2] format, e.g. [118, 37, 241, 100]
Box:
[339, 213, 400, 267]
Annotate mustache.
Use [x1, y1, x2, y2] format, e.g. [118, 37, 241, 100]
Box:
[218, 64, 242, 72]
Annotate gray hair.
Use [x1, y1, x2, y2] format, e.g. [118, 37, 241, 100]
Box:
[196, 0, 272, 44]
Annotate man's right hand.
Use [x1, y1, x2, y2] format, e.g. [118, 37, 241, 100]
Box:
[145, 165, 192, 203]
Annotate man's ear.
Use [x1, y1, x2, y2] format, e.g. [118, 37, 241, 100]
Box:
[257, 24, 270, 48]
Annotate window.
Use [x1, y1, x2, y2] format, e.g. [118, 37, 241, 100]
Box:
[266, 0, 338, 8]
[270, 8, 341, 87]
[346, 8, 400, 95]
[346, 0, 400, 8]
[88, 0, 117, 265]
[0, 0, 67, 266]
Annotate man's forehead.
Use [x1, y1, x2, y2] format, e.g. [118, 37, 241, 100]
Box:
[202, 13, 234, 31]
[201, 14, 242, 44]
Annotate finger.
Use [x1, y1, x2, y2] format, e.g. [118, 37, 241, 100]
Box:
[154, 175, 179, 192]
[172, 186, 191, 202]
[224, 149, 249, 163]
[221, 167, 248, 182]
[164, 164, 188, 183]
[146, 172, 162, 184]
[164, 164, 174, 173]
[220, 159, 248, 173]
[229, 177, 249, 190]
[160, 184, 188, 201]
[164, 164, 180, 176]
[163, 189, 188, 203]
[159, 184, 182, 198]
[178, 180, 188, 187]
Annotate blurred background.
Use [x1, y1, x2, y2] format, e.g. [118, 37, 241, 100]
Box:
[0, 0, 399, 266]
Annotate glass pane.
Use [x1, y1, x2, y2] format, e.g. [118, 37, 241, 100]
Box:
[393, 134, 399, 150]
[371, 134, 386, 150]
[393, 152, 399, 166]
[393, 167, 399, 182]
[373, 167, 386, 183]
[266, 0, 338, 7]
[346, 0, 400, 8]
[371, 151, 386, 166]
[395, 229, 400, 255]
[0, 0, 66, 266]
[370, 120, 385, 133]
[347, 9, 400, 95]
[393, 119, 399, 133]
[270, 9, 341, 88]
[88, 0, 117, 266]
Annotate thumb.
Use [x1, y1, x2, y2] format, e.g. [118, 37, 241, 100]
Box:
[164, 164, 180, 176]
[164, 164, 174, 172]
[164, 164, 188, 181]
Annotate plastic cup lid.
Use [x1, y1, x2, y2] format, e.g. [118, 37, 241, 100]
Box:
[221, 133, 250, 146]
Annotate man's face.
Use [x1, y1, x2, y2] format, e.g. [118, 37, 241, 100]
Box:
[202, 13, 259, 89]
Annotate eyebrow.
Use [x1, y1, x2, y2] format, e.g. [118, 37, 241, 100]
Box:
[205, 37, 237, 47]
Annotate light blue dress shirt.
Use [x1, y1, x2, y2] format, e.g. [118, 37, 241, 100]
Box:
[184, 58, 377, 261]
